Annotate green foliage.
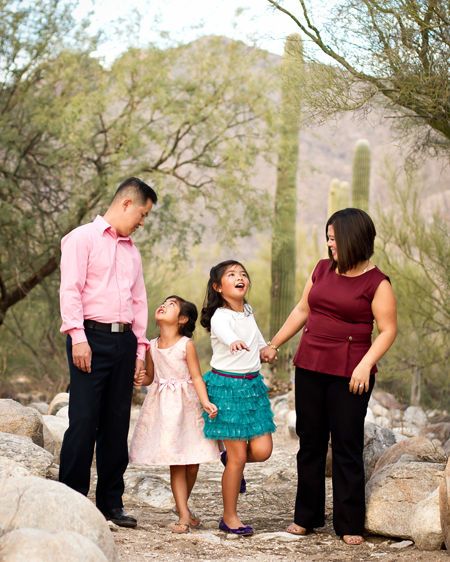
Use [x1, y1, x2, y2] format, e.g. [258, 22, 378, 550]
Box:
[351, 140, 371, 211]
[0, 1, 276, 326]
[375, 168, 449, 409]
[270, 34, 303, 379]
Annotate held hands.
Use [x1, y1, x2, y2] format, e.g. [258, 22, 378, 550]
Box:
[260, 346, 277, 364]
[349, 361, 371, 394]
[202, 401, 218, 419]
[72, 342, 92, 373]
[230, 340, 250, 353]
[134, 368, 147, 387]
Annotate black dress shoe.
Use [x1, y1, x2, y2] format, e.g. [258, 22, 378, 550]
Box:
[102, 507, 137, 528]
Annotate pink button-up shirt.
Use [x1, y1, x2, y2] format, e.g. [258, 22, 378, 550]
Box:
[60, 215, 149, 360]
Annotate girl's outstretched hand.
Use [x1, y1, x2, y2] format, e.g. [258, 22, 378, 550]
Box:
[134, 368, 147, 386]
[230, 340, 250, 353]
[203, 401, 218, 418]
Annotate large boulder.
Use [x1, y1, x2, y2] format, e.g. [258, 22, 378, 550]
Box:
[0, 476, 117, 561]
[371, 390, 404, 411]
[0, 528, 107, 562]
[439, 458, 450, 551]
[48, 393, 69, 416]
[420, 422, 450, 446]
[365, 459, 445, 539]
[0, 399, 43, 446]
[0, 432, 53, 477]
[28, 402, 49, 415]
[42, 415, 69, 461]
[372, 436, 447, 476]
[403, 405, 427, 428]
[0, 457, 31, 478]
[363, 422, 396, 480]
[410, 488, 444, 550]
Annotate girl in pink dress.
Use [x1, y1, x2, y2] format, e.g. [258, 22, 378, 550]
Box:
[130, 295, 220, 533]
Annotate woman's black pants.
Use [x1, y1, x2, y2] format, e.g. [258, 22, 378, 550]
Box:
[59, 328, 137, 512]
[294, 367, 374, 536]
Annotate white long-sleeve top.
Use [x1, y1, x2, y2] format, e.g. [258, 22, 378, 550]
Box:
[209, 305, 267, 373]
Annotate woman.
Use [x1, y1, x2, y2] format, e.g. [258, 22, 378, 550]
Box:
[262, 208, 397, 546]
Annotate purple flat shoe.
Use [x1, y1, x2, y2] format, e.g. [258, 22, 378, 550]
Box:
[219, 518, 254, 536]
[220, 451, 247, 494]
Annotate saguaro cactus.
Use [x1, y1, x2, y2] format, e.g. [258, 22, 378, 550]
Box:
[351, 139, 371, 211]
[270, 34, 303, 379]
[328, 179, 350, 217]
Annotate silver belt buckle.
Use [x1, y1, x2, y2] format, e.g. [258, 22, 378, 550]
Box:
[111, 322, 122, 333]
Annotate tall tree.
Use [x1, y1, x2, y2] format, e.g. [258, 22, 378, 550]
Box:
[267, 1, 450, 153]
[270, 34, 303, 378]
[0, 2, 275, 326]
[351, 140, 371, 211]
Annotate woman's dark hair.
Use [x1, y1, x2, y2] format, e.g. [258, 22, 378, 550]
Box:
[114, 176, 158, 205]
[200, 260, 251, 332]
[165, 295, 197, 337]
[326, 208, 376, 273]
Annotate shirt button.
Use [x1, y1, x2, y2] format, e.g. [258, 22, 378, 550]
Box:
[304, 328, 308, 332]
[348, 336, 353, 341]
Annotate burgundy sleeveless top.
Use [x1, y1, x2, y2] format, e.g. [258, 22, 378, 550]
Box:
[293, 259, 390, 378]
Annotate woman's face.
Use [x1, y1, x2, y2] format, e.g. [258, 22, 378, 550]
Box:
[327, 224, 337, 260]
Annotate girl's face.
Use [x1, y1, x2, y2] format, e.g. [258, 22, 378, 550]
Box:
[155, 297, 181, 324]
[216, 264, 250, 301]
[327, 224, 338, 261]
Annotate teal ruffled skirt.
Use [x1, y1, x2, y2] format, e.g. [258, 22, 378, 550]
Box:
[202, 369, 276, 440]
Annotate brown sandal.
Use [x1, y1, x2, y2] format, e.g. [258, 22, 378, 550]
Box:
[342, 535, 364, 545]
[169, 522, 190, 534]
[286, 523, 309, 536]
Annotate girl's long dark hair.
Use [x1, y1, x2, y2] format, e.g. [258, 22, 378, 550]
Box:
[200, 260, 251, 332]
[165, 295, 197, 337]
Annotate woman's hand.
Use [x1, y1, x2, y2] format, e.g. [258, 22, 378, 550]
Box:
[349, 362, 371, 394]
[202, 401, 218, 418]
[230, 340, 250, 353]
[260, 346, 277, 363]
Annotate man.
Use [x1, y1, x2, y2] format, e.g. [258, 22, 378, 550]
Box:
[59, 177, 157, 528]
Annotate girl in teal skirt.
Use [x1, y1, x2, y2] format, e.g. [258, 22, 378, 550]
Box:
[200, 260, 276, 536]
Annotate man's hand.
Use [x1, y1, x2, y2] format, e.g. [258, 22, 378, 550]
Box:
[72, 342, 92, 373]
[134, 358, 144, 380]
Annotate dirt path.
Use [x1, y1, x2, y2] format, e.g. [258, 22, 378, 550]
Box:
[112, 418, 447, 561]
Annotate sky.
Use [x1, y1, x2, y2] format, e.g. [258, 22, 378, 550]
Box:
[74, 0, 333, 63]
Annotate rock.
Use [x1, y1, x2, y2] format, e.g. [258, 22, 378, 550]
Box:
[125, 469, 174, 509]
[0, 457, 31, 478]
[42, 415, 69, 460]
[363, 422, 396, 480]
[372, 404, 389, 418]
[0, 528, 108, 561]
[439, 458, 450, 551]
[372, 436, 447, 475]
[420, 422, 450, 445]
[0, 432, 53, 477]
[398, 425, 420, 438]
[372, 390, 404, 411]
[274, 407, 289, 423]
[392, 429, 409, 443]
[56, 405, 69, 419]
[0, 399, 44, 446]
[374, 416, 391, 428]
[389, 540, 413, 549]
[258, 531, 308, 541]
[364, 407, 375, 424]
[28, 402, 49, 415]
[403, 406, 427, 428]
[444, 438, 450, 456]
[410, 488, 444, 550]
[48, 393, 69, 416]
[0, 476, 117, 561]
[286, 410, 297, 438]
[365, 460, 445, 539]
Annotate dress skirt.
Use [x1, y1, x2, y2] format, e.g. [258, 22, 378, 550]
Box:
[202, 369, 276, 440]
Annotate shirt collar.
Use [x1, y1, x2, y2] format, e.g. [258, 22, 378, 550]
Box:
[93, 215, 133, 244]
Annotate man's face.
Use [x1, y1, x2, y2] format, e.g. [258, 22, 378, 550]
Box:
[119, 198, 153, 237]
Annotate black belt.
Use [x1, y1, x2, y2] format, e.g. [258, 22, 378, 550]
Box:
[84, 320, 132, 333]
